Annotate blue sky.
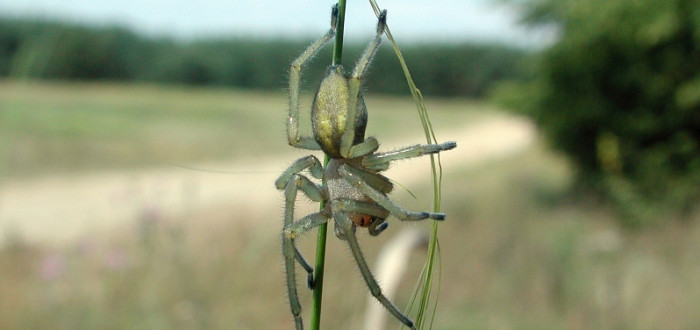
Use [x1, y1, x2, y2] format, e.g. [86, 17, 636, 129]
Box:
[0, 0, 553, 46]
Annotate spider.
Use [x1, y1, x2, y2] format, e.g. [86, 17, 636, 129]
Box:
[275, 4, 456, 330]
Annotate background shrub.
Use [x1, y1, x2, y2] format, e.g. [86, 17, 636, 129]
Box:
[494, 0, 700, 226]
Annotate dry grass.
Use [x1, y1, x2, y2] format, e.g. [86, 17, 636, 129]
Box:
[3, 145, 699, 329]
[0, 80, 481, 177]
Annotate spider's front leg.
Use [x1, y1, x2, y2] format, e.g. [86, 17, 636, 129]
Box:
[287, 4, 338, 151]
[280, 173, 329, 330]
[275, 155, 324, 195]
[339, 10, 387, 159]
[275, 155, 326, 284]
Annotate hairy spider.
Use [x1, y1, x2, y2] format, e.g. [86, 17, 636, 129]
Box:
[275, 4, 456, 330]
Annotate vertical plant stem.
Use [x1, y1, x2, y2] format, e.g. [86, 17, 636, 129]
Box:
[331, 1, 346, 66]
[310, 197, 328, 330]
[311, 1, 346, 329]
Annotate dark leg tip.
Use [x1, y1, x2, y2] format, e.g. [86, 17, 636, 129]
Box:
[377, 10, 387, 33]
[331, 3, 339, 29]
[431, 213, 447, 221]
[307, 273, 315, 289]
[369, 222, 389, 236]
[441, 141, 457, 150]
[405, 320, 415, 329]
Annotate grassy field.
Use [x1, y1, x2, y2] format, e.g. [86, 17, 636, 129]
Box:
[0, 80, 487, 177]
[1, 81, 699, 329]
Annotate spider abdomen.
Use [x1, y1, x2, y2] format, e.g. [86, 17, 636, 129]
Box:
[312, 65, 368, 158]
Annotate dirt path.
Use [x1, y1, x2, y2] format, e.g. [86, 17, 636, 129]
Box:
[0, 115, 534, 246]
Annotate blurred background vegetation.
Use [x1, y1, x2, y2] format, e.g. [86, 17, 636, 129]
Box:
[1, 0, 699, 329]
[0, 17, 526, 97]
[493, 0, 700, 226]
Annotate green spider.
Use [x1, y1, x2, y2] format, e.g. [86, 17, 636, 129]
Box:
[275, 4, 456, 329]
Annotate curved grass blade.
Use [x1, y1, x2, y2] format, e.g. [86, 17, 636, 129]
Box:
[367, 1, 445, 328]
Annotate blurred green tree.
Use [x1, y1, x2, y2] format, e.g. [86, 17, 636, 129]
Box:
[495, 0, 700, 225]
[0, 18, 526, 97]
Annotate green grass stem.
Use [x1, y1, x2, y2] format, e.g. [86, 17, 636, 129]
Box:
[310, 1, 347, 329]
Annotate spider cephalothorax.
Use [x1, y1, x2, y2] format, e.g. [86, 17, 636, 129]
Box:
[276, 4, 456, 330]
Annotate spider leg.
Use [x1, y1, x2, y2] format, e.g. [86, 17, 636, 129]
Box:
[281, 173, 325, 278]
[331, 200, 418, 330]
[340, 163, 393, 193]
[282, 176, 329, 329]
[338, 164, 446, 221]
[275, 156, 325, 202]
[287, 4, 338, 151]
[282, 212, 328, 329]
[339, 10, 387, 159]
[283, 211, 328, 288]
[331, 199, 391, 237]
[362, 141, 457, 171]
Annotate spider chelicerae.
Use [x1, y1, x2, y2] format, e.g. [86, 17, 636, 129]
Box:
[275, 4, 456, 329]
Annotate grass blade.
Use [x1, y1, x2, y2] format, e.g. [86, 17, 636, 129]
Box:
[367, 1, 445, 328]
